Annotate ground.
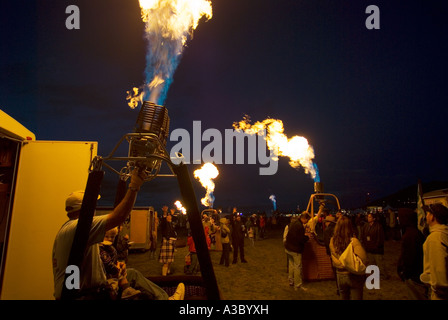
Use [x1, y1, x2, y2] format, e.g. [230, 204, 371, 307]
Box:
[127, 227, 410, 300]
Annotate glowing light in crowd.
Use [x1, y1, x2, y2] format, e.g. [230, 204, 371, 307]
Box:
[174, 200, 187, 215]
[233, 116, 318, 179]
[194, 162, 219, 207]
[269, 194, 277, 211]
[127, 0, 213, 107]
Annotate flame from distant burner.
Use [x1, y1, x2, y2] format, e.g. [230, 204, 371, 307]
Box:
[174, 200, 187, 215]
[194, 162, 219, 207]
[234, 116, 317, 179]
[269, 194, 277, 211]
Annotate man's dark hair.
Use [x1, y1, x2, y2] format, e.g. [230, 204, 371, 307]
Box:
[300, 212, 310, 220]
[429, 203, 448, 225]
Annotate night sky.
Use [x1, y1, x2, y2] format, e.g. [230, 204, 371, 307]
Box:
[1, 0, 447, 214]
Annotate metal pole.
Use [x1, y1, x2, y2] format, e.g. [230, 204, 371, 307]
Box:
[113, 178, 127, 208]
[61, 169, 104, 300]
[172, 162, 220, 300]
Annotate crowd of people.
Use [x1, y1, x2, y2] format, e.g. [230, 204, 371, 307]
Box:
[146, 201, 448, 301]
[53, 169, 447, 301]
[281, 203, 448, 300]
[185, 207, 269, 268]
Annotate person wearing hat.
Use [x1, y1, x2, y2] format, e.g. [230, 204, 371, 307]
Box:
[52, 169, 185, 300]
[323, 214, 338, 295]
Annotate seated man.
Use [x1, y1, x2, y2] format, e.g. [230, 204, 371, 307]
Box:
[52, 169, 184, 300]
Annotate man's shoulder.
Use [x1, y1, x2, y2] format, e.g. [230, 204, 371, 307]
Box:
[58, 219, 77, 232]
[93, 214, 109, 223]
[428, 226, 448, 242]
[58, 215, 108, 235]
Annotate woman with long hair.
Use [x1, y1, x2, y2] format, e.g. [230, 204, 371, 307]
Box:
[330, 215, 368, 300]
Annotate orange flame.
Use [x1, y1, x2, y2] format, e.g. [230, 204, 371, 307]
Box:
[139, 0, 212, 44]
[193, 162, 219, 207]
[174, 200, 187, 215]
[127, 0, 213, 107]
[233, 116, 317, 179]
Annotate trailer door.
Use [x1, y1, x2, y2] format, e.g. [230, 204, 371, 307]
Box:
[0, 140, 97, 300]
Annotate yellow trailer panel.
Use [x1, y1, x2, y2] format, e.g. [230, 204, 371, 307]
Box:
[0, 110, 36, 141]
[0, 140, 97, 300]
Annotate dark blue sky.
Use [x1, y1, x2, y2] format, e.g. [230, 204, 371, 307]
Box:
[1, 0, 447, 213]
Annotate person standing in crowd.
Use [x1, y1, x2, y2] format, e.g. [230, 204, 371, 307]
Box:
[388, 208, 400, 241]
[246, 216, 255, 245]
[231, 208, 247, 263]
[252, 214, 259, 241]
[330, 216, 368, 300]
[259, 213, 266, 239]
[210, 215, 222, 251]
[283, 216, 297, 246]
[185, 231, 200, 274]
[420, 203, 448, 300]
[355, 212, 365, 238]
[336, 210, 343, 221]
[314, 207, 329, 245]
[161, 205, 169, 218]
[284, 212, 309, 291]
[283, 215, 297, 284]
[159, 212, 177, 276]
[361, 212, 389, 279]
[219, 216, 231, 267]
[202, 214, 212, 250]
[323, 215, 337, 256]
[323, 214, 338, 295]
[397, 208, 426, 300]
[271, 214, 278, 229]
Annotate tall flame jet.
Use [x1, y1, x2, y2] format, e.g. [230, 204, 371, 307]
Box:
[194, 162, 219, 208]
[127, 0, 213, 108]
[234, 116, 318, 180]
